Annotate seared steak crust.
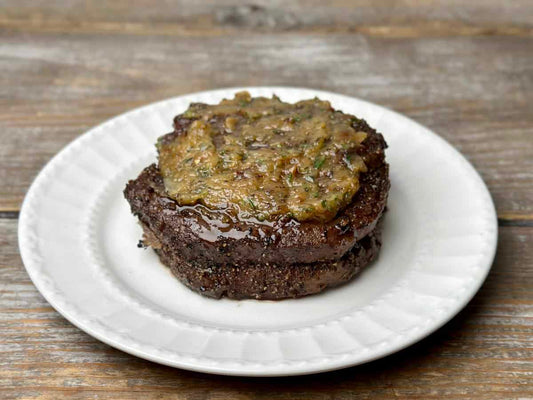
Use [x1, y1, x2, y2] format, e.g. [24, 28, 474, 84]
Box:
[154, 219, 382, 299]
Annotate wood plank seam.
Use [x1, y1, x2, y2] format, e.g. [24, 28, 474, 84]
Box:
[0, 211, 19, 219]
[497, 218, 533, 227]
[0, 16, 532, 38]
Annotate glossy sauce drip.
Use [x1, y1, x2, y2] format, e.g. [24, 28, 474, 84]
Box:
[174, 203, 285, 243]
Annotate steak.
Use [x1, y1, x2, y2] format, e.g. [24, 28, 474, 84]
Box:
[153, 218, 383, 299]
[124, 94, 389, 299]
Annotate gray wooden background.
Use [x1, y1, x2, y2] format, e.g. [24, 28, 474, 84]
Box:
[1, 1, 532, 399]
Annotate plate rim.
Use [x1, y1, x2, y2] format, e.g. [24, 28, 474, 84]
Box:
[18, 86, 498, 376]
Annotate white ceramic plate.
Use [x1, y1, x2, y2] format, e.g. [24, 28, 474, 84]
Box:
[19, 87, 497, 376]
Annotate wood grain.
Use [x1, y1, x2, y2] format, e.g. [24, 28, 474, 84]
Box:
[1, 31, 532, 215]
[1, 219, 532, 399]
[0, 0, 532, 36]
[1, 1, 532, 399]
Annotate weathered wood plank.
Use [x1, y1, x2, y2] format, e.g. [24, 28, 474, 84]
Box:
[0, 0, 532, 36]
[2, 2, 532, 399]
[1, 219, 532, 399]
[1, 32, 532, 215]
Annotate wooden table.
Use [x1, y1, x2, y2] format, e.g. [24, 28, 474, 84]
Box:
[1, 1, 532, 398]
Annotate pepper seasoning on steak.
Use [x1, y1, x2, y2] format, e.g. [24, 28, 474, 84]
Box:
[124, 92, 389, 299]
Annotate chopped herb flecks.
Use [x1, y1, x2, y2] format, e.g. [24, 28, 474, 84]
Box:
[314, 156, 326, 169]
[247, 197, 257, 210]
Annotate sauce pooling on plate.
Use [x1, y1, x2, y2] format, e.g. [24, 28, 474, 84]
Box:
[157, 91, 368, 222]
